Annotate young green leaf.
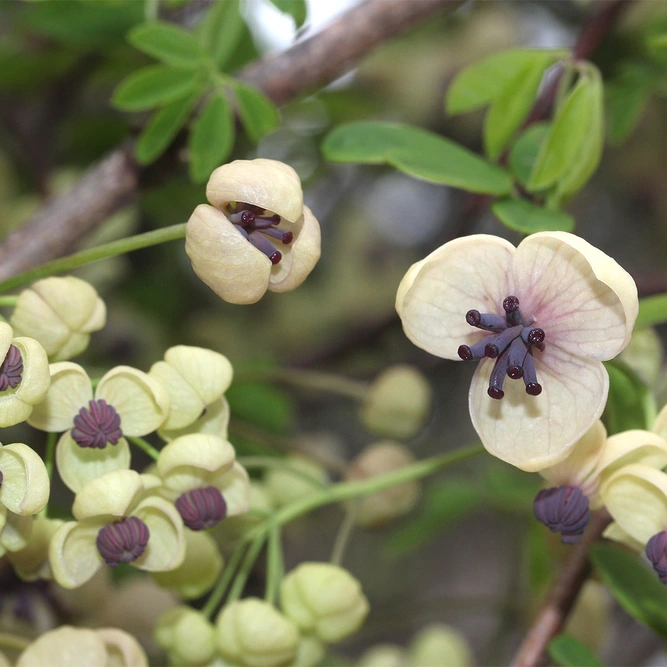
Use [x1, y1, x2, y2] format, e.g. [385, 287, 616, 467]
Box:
[508, 123, 550, 185]
[446, 48, 565, 115]
[636, 293, 667, 329]
[492, 198, 575, 234]
[268, 0, 308, 28]
[188, 92, 235, 183]
[128, 21, 206, 69]
[233, 82, 280, 142]
[322, 121, 513, 195]
[135, 94, 198, 165]
[112, 65, 200, 111]
[197, 0, 244, 69]
[606, 64, 653, 145]
[602, 360, 653, 434]
[548, 635, 604, 667]
[590, 542, 667, 638]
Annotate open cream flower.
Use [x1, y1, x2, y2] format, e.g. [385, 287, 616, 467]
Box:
[49, 469, 185, 588]
[27, 362, 169, 493]
[185, 158, 321, 304]
[396, 232, 638, 471]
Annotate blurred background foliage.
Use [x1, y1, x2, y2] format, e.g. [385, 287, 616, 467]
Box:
[3, 0, 667, 664]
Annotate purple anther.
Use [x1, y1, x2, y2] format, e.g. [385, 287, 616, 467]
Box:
[0, 470, 4, 489]
[507, 337, 527, 379]
[533, 486, 590, 544]
[227, 202, 290, 264]
[260, 227, 294, 245]
[175, 486, 227, 531]
[249, 231, 282, 264]
[521, 353, 542, 396]
[487, 351, 509, 400]
[503, 296, 520, 313]
[96, 516, 150, 567]
[484, 325, 523, 359]
[0, 345, 23, 392]
[229, 210, 255, 225]
[233, 224, 250, 238]
[466, 310, 481, 326]
[72, 399, 123, 449]
[646, 532, 667, 584]
[458, 338, 491, 361]
[526, 328, 545, 346]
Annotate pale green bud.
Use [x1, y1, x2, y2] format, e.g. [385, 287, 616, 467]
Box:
[265, 456, 328, 508]
[288, 635, 326, 667]
[357, 644, 407, 667]
[409, 624, 473, 667]
[280, 563, 369, 644]
[155, 606, 217, 666]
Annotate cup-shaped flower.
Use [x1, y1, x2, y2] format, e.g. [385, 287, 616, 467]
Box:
[10, 276, 106, 362]
[149, 345, 233, 441]
[155, 606, 217, 667]
[280, 562, 370, 643]
[156, 434, 250, 530]
[28, 362, 169, 493]
[396, 232, 638, 471]
[215, 597, 300, 667]
[0, 442, 50, 516]
[185, 159, 321, 305]
[49, 469, 185, 588]
[0, 322, 50, 428]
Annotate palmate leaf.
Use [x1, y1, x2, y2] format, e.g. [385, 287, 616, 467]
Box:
[196, 0, 244, 69]
[233, 82, 280, 142]
[128, 21, 206, 69]
[508, 123, 550, 186]
[548, 635, 604, 667]
[112, 65, 200, 111]
[602, 360, 654, 435]
[492, 198, 574, 234]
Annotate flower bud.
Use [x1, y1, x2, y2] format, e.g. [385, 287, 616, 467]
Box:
[10, 276, 106, 361]
[290, 635, 325, 667]
[344, 442, 420, 527]
[409, 624, 473, 667]
[216, 598, 299, 667]
[280, 563, 369, 643]
[8, 516, 64, 581]
[360, 365, 431, 439]
[155, 606, 217, 666]
[265, 456, 328, 508]
[358, 645, 407, 667]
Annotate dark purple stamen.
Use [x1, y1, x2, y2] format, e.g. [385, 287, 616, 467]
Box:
[533, 486, 590, 544]
[96, 516, 149, 567]
[646, 532, 667, 584]
[175, 486, 227, 531]
[0, 345, 23, 392]
[229, 202, 292, 264]
[459, 296, 545, 399]
[71, 399, 123, 449]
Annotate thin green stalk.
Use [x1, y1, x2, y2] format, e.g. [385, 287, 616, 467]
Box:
[226, 530, 268, 604]
[0, 224, 186, 295]
[127, 436, 160, 461]
[238, 456, 329, 489]
[0, 632, 30, 651]
[265, 522, 284, 605]
[44, 432, 57, 480]
[269, 368, 369, 400]
[330, 506, 357, 567]
[0, 296, 18, 307]
[202, 540, 249, 620]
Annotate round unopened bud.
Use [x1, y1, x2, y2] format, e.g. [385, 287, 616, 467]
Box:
[265, 456, 328, 508]
[280, 563, 369, 644]
[344, 442, 421, 527]
[290, 635, 325, 667]
[155, 606, 216, 666]
[358, 645, 408, 667]
[409, 624, 473, 667]
[11, 276, 106, 361]
[216, 598, 299, 667]
[360, 365, 431, 439]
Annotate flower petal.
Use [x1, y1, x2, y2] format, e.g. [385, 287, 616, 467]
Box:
[72, 469, 144, 521]
[0, 443, 49, 515]
[27, 362, 92, 432]
[596, 430, 667, 481]
[396, 235, 515, 360]
[149, 360, 204, 431]
[1, 511, 33, 552]
[215, 462, 251, 517]
[16, 626, 107, 667]
[0, 322, 13, 362]
[13, 336, 50, 405]
[602, 521, 645, 552]
[56, 432, 131, 494]
[159, 396, 230, 443]
[95, 628, 148, 667]
[513, 232, 638, 361]
[133, 496, 185, 572]
[96, 366, 169, 436]
[470, 350, 608, 471]
[49, 521, 104, 589]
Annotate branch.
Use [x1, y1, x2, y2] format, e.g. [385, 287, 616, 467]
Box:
[0, 0, 463, 283]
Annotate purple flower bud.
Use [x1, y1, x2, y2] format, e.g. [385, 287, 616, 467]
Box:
[96, 516, 150, 567]
[175, 486, 227, 531]
[533, 486, 590, 544]
[646, 531, 667, 584]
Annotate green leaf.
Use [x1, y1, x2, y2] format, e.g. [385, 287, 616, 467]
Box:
[602, 359, 653, 435]
[484, 53, 560, 160]
[128, 21, 206, 68]
[590, 542, 667, 637]
[446, 48, 566, 115]
[112, 65, 200, 111]
[606, 65, 653, 145]
[322, 122, 513, 195]
[637, 294, 667, 329]
[492, 198, 574, 234]
[135, 94, 198, 165]
[197, 0, 244, 69]
[233, 82, 280, 142]
[188, 92, 235, 183]
[226, 383, 295, 434]
[509, 123, 550, 185]
[548, 635, 604, 667]
[269, 0, 308, 28]
[647, 32, 667, 60]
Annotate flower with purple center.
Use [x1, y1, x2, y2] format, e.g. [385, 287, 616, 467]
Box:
[533, 485, 590, 544]
[396, 232, 638, 471]
[28, 362, 169, 493]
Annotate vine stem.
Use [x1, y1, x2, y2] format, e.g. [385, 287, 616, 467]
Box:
[265, 522, 284, 606]
[226, 531, 268, 604]
[202, 539, 249, 620]
[127, 436, 161, 461]
[330, 506, 357, 567]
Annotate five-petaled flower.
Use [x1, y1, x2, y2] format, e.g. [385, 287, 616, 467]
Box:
[396, 232, 638, 471]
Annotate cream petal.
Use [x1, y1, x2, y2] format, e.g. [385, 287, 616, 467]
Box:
[1, 512, 33, 552]
[51, 331, 89, 362]
[0, 394, 32, 428]
[269, 205, 321, 293]
[16, 626, 107, 667]
[13, 337, 50, 405]
[95, 628, 148, 667]
[602, 521, 645, 552]
[10, 290, 69, 358]
[85, 296, 107, 332]
[0, 443, 49, 515]
[206, 159, 303, 223]
[56, 432, 131, 494]
[50, 521, 104, 589]
[72, 469, 144, 521]
[133, 496, 185, 572]
[513, 233, 638, 360]
[470, 349, 608, 471]
[27, 361, 92, 432]
[33, 276, 100, 331]
[149, 360, 204, 431]
[96, 366, 169, 436]
[185, 204, 271, 305]
[596, 430, 667, 481]
[215, 462, 251, 517]
[600, 464, 667, 545]
[396, 235, 516, 360]
[0, 322, 13, 361]
[159, 397, 230, 443]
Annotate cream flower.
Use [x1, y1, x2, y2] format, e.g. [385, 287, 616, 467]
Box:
[9, 515, 64, 581]
[185, 158, 321, 305]
[396, 232, 638, 471]
[27, 362, 169, 493]
[155, 606, 217, 666]
[49, 469, 185, 588]
[149, 345, 233, 441]
[0, 322, 49, 428]
[10, 276, 106, 362]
